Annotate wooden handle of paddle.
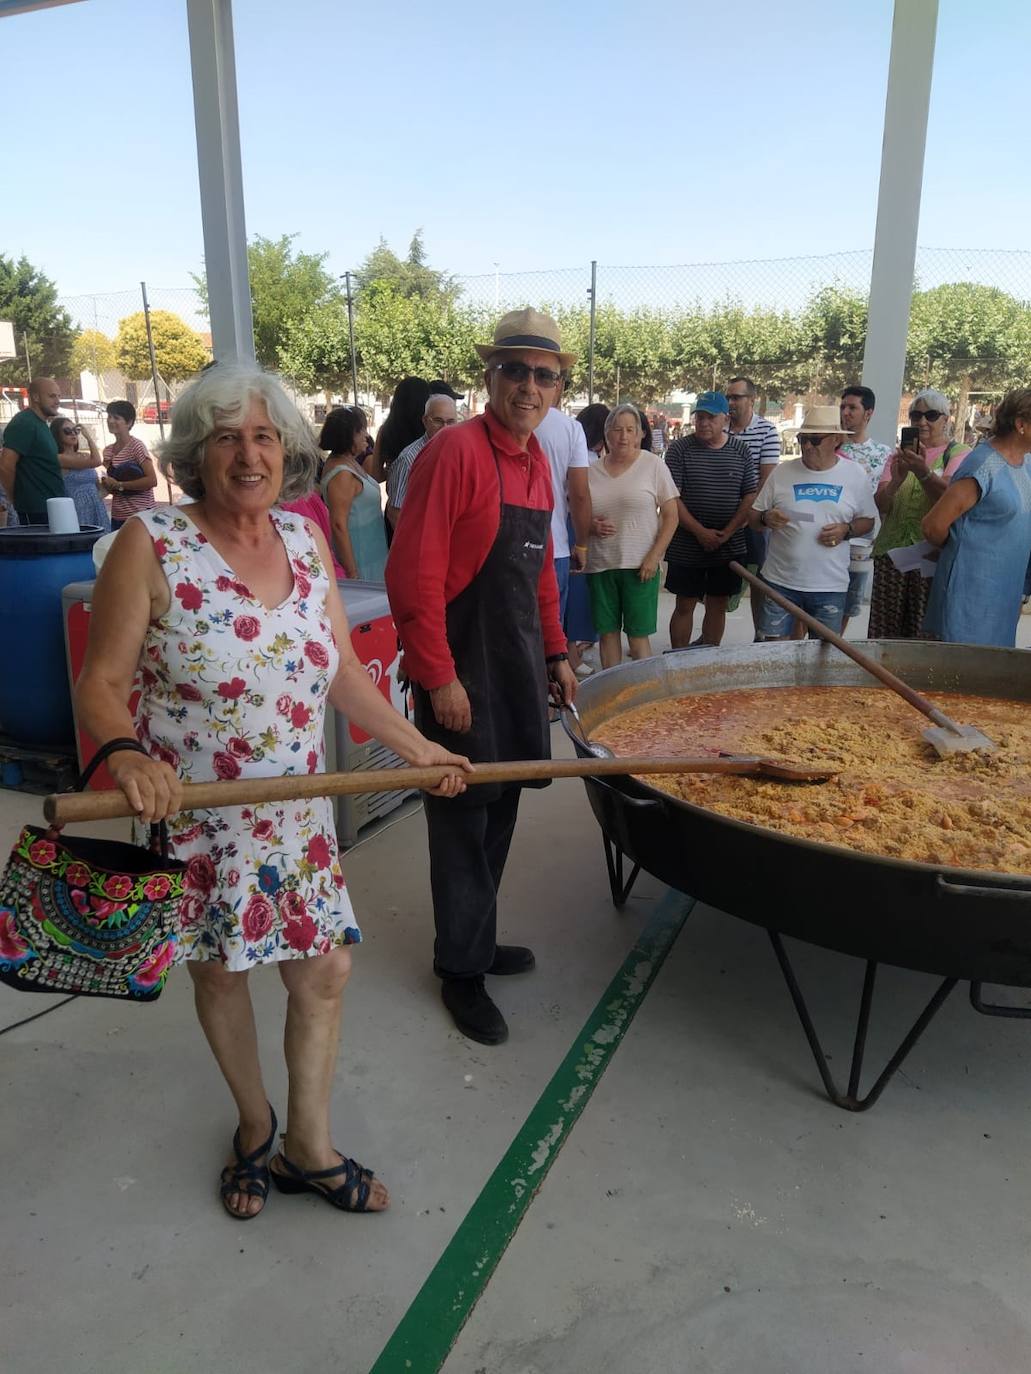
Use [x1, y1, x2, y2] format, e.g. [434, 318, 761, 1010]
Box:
[44, 754, 767, 825]
[729, 560, 941, 722]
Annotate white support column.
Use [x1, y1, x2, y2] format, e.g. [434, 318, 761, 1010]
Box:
[186, 0, 254, 362]
[861, 0, 939, 446]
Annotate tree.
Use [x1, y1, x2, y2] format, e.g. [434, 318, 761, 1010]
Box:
[68, 329, 116, 381]
[278, 300, 354, 401]
[115, 310, 209, 381]
[353, 282, 483, 398]
[193, 234, 340, 369]
[354, 231, 456, 302]
[793, 285, 868, 396]
[906, 281, 1031, 430]
[0, 254, 74, 386]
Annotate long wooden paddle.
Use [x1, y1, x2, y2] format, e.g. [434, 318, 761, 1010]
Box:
[729, 560, 995, 756]
[44, 752, 837, 826]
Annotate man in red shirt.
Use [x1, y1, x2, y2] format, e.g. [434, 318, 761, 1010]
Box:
[386, 309, 578, 1045]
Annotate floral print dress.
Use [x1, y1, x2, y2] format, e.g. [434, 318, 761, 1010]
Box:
[131, 507, 360, 969]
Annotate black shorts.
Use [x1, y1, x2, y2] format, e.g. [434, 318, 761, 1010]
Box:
[665, 562, 742, 600]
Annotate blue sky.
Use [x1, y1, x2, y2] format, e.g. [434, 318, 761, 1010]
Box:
[3, 0, 1028, 298]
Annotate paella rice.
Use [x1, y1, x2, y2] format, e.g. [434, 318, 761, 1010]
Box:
[594, 687, 1031, 875]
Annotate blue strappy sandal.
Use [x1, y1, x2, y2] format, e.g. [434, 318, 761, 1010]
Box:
[270, 1149, 381, 1212]
[219, 1105, 278, 1220]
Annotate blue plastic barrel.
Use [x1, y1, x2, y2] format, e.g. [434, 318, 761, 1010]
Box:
[0, 526, 102, 747]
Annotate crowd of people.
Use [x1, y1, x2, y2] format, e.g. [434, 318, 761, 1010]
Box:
[1, 305, 1028, 1225]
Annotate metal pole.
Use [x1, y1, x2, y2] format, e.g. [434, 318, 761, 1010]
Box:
[23, 333, 31, 382]
[345, 270, 359, 405]
[186, 0, 255, 362]
[587, 260, 597, 405]
[861, 0, 939, 447]
[141, 282, 174, 503]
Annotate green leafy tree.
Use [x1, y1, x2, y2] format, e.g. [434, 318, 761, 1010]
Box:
[793, 285, 869, 396]
[115, 310, 209, 381]
[906, 281, 1031, 429]
[68, 328, 116, 380]
[0, 254, 74, 385]
[354, 283, 482, 398]
[193, 234, 340, 369]
[354, 231, 456, 302]
[279, 300, 354, 401]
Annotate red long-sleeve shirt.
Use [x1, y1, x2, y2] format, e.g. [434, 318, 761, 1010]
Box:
[385, 407, 566, 690]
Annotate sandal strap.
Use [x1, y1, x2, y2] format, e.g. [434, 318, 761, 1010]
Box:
[220, 1164, 269, 1201]
[228, 1106, 279, 1169]
[277, 1150, 375, 1210]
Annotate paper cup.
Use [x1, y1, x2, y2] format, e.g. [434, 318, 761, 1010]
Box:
[46, 497, 81, 535]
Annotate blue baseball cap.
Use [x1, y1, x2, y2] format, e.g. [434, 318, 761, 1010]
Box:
[694, 390, 729, 416]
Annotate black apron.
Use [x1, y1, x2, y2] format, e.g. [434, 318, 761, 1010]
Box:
[414, 420, 551, 806]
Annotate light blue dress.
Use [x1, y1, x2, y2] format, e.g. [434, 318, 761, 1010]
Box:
[320, 458, 388, 582]
[923, 442, 1031, 647]
[63, 467, 111, 531]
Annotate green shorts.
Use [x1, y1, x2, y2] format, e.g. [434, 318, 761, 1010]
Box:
[587, 567, 660, 637]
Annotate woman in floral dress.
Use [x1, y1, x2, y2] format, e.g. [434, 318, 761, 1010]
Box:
[76, 364, 470, 1220]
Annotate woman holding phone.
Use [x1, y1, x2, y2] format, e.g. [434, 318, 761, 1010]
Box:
[867, 389, 969, 638]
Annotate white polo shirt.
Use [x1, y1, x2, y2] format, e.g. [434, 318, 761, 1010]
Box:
[535, 406, 590, 559]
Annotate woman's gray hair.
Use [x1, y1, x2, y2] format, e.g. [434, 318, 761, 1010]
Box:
[603, 403, 644, 439]
[158, 362, 321, 502]
[912, 387, 951, 415]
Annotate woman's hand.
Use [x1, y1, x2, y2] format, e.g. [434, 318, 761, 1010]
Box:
[402, 739, 473, 798]
[107, 750, 182, 823]
[818, 521, 851, 548]
[592, 516, 616, 538]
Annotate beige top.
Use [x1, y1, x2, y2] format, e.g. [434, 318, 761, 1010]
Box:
[586, 451, 678, 574]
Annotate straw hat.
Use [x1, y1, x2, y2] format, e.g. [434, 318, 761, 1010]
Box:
[797, 404, 851, 436]
[475, 307, 577, 369]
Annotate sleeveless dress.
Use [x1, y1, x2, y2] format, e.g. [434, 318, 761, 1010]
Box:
[63, 467, 111, 530]
[321, 458, 388, 581]
[131, 506, 360, 969]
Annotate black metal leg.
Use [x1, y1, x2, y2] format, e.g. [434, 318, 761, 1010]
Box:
[602, 835, 641, 907]
[768, 931, 959, 1112]
[969, 982, 1031, 1019]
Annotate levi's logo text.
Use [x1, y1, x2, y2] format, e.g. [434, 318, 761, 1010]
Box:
[793, 483, 843, 504]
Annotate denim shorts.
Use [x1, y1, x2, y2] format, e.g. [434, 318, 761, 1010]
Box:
[759, 580, 847, 638]
[845, 563, 872, 620]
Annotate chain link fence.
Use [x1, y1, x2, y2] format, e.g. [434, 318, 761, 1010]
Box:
[7, 247, 1025, 429]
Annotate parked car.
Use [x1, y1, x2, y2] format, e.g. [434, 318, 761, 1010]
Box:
[56, 399, 107, 426]
[140, 400, 172, 424]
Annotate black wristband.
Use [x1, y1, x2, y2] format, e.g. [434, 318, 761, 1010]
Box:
[545, 653, 568, 665]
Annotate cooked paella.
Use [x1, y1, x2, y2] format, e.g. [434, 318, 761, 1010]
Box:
[594, 687, 1031, 875]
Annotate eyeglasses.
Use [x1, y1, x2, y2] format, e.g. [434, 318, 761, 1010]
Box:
[489, 361, 563, 387]
[798, 433, 829, 446]
[62, 428, 77, 436]
[725, 393, 750, 402]
[910, 409, 944, 423]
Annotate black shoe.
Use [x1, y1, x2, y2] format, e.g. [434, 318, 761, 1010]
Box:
[441, 977, 509, 1045]
[488, 944, 536, 976]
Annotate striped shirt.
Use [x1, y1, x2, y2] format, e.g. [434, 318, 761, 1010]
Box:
[387, 433, 428, 510]
[728, 414, 781, 476]
[665, 434, 758, 567]
[104, 435, 156, 520]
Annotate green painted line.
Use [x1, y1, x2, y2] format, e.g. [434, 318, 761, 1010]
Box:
[369, 886, 696, 1374]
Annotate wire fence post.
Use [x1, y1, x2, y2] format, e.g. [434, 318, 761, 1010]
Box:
[140, 281, 174, 502]
[345, 270, 359, 405]
[22, 333, 31, 382]
[587, 260, 597, 404]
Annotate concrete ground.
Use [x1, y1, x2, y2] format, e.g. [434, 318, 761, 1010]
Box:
[2, 590, 1030, 1373]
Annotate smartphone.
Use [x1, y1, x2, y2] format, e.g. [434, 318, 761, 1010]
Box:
[900, 425, 919, 450]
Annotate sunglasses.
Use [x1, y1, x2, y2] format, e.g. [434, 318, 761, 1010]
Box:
[910, 409, 944, 423]
[798, 433, 831, 446]
[489, 361, 563, 387]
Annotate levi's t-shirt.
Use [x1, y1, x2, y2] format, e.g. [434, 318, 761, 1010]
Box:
[753, 457, 877, 592]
